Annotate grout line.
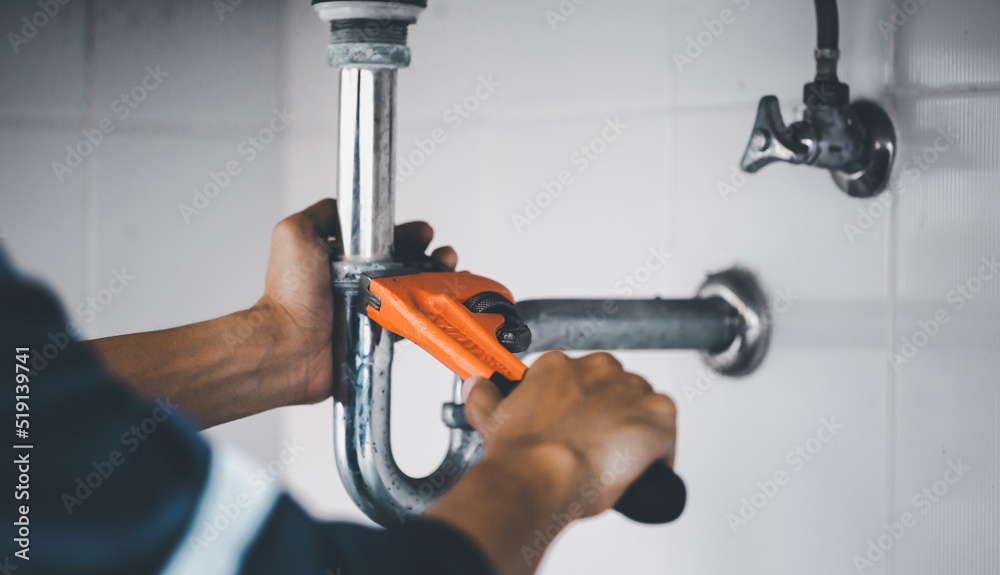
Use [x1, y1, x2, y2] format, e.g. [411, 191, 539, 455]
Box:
[884, 6, 900, 574]
[0, 114, 294, 138]
[893, 82, 1000, 99]
[83, 0, 97, 313]
[275, 1, 296, 457]
[666, 3, 678, 294]
[275, 1, 295, 219]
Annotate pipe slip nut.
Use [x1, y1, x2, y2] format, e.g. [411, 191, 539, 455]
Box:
[313, 1, 425, 68]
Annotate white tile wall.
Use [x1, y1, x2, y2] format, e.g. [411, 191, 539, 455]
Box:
[895, 0, 1000, 91]
[890, 89, 1000, 575]
[1, 0, 996, 573]
[0, 128, 87, 305]
[0, 0, 87, 122]
[1, 0, 288, 461]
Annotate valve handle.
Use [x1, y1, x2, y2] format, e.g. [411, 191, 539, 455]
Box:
[741, 95, 811, 173]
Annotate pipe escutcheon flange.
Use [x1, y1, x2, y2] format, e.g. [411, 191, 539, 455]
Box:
[696, 267, 771, 377]
[830, 100, 897, 198]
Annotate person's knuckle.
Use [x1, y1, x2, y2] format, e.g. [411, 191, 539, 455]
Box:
[464, 393, 487, 425]
[647, 393, 677, 418]
[273, 217, 300, 239]
[539, 350, 569, 365]
[627, 374, 654, 394]
[587, 352, 622, 371]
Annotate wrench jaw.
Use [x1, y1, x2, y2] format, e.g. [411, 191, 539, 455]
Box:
[358, 269, 532, 451]
[360, 270, 529, 383]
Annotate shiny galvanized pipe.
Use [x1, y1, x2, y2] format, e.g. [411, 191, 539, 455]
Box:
[330, 63, 482, 526]
[518, 298, 740, 354]
[331, 276, 481, 526]
[515, 268, 771, 378]
[318, 3, 770, 527]
[336, 67, 396, 261]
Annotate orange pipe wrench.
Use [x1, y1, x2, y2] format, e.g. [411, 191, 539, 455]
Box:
[360, 268, 686, 524]
[361, 269, 529, 389]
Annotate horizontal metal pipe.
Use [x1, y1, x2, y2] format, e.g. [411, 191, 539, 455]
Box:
[517, 297, 740, 354]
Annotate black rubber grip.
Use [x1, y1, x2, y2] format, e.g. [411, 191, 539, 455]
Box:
[489, 373, 686, 524]
[613, 460, 686, 524]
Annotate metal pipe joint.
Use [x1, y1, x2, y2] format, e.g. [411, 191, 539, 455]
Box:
[315, 1, 773, 526]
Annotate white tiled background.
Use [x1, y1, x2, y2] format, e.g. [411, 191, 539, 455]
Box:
[1, 1, 997, 573]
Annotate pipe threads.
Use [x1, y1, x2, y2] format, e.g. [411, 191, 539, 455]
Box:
[330, 19, 409, 46]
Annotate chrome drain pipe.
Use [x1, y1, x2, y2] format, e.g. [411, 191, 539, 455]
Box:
[317, 0, 482, 527]
[315, 1, 772, 527]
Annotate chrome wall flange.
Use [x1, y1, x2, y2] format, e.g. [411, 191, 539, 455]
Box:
[830, 100, 897, 198]
[696, 268, 771, 377]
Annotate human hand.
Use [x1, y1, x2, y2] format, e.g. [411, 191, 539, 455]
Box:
[462, 351, 677, 518]
[255, 198, 457, 406]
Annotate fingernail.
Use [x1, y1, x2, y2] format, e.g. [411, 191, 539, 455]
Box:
[461, 376, 483, 402]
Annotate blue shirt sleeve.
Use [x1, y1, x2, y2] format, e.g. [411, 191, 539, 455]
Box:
[0, 249, 496, 575]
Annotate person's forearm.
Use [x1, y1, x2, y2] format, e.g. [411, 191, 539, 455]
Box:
[427, 444, 583, 575]
[87, 299, 308, 428]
